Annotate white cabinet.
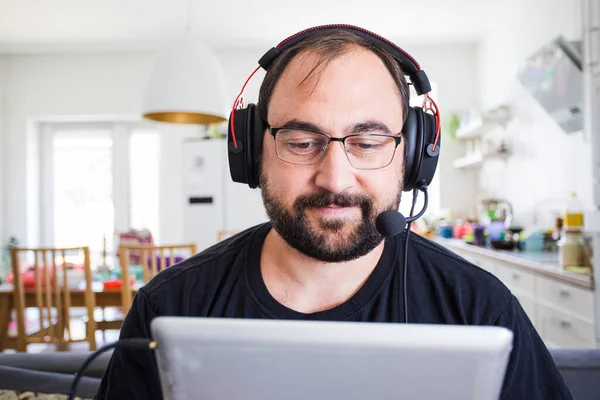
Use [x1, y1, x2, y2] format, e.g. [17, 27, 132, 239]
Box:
[535, 275, 596, 349]
[182, 139, 268, 252]
[438, 239, 596, 348]
[536, 275, 595, 322]
[495, 263, 595, 349]
[537, 303, 596, 349]
[495, 262, 536, 295]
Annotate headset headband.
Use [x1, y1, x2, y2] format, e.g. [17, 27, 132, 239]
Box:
[257, 24, 432, 96]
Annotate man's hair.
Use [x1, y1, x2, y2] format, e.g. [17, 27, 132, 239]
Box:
[257, 29, 411, 124]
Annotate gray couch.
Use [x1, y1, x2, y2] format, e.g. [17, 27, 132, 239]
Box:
[0, 351, 112, 399]
[550, 349, 600, 400]
[0, 348, 598, 399]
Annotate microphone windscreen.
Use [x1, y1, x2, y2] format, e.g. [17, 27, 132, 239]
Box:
[375, 210, 406, 237]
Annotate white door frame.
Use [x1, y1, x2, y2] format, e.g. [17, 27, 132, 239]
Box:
[39, 121, 151, 248]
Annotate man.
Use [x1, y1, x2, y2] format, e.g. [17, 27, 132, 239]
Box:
[95, 27, 572, 399]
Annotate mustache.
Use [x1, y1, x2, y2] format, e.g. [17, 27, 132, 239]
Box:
[294, 191, 372, 209]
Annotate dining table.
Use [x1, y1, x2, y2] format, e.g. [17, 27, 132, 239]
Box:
[0, 282, 139, 351]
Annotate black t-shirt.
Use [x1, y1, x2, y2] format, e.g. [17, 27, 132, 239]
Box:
[95, 223, 572, 399]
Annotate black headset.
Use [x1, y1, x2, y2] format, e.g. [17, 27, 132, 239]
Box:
[227, 24, 441, 193]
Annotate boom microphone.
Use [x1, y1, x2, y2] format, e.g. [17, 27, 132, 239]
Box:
[375, 187, 429, 238]
[375, 211, 407, 237]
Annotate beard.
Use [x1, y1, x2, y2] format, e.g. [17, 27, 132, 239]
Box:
[260, 176, 402, 263]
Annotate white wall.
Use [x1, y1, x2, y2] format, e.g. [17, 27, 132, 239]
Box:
[0, 41, 480, 246]
[476, 0, 592, 227]
[2, 52, 156, 246]
[0, 56, 6, 243]
[404, 42, 480, 218]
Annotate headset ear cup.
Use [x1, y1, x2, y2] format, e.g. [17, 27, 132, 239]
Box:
[415, 111, 440, 189]
[227, 104, 267, 189]
[228, 107, 250, 185]
[402, 107, 424, 192]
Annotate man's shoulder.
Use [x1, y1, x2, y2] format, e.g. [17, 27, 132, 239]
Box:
[139, 223, 269, 304]
[405, 233, 513, 324]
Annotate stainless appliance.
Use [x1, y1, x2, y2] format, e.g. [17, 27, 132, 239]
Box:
[517, 36, 583, 133]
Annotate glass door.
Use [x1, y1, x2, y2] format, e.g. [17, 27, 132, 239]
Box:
[52, 129, 114, 264]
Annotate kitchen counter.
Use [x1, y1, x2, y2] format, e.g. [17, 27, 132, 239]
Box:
[433, 237, 594, 290]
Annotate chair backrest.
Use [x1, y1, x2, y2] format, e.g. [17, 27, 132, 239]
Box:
[117, 244, 197, 313]
[217, 230, 239, 242]
[9, 246, 96, 352]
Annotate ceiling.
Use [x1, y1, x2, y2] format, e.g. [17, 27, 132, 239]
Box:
[0, 0, 487, 53]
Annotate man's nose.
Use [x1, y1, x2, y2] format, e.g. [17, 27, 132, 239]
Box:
[313, 141, 357, 194]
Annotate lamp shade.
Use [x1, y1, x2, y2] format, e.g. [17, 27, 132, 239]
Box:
[142, 40, 229, 125]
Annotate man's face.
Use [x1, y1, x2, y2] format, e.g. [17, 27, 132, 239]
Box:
[261, 47, 405, 262]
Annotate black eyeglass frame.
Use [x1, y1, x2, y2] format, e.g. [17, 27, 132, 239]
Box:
[268, 127, 403, 170]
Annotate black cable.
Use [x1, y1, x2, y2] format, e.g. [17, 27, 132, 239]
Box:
[403, 186, 428, 323]
[406, 190, 429, 222]
[68, 338, 156, 400]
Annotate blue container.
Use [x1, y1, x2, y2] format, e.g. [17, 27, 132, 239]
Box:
[524, 232, 544, 252]
[438, 225, 453, 238]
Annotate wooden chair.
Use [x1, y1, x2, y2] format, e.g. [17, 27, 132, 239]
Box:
[8, 246, 96, 352]
[217, 230, 239, 242]
[117, 244, 197, 314]
[92, 243, 197, 339]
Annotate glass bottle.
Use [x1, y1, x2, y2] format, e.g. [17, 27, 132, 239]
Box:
[564, 192, 584, 230]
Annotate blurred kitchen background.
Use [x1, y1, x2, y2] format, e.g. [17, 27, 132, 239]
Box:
[1, 0, 600, 354]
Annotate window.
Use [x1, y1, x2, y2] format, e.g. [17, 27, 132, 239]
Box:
[42, 122, 160, 267]
[52, 130, 114, 259]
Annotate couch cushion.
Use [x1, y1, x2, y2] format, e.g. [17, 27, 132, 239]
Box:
[550, 349, 600, 400]
[0, 352, 112, 379]
[0, 366, 99, 399]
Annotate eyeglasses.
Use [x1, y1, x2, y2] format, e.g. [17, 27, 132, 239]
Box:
[269, 127, 402, 170]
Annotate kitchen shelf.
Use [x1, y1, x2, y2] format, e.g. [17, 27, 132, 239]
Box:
[455, 121, 486, 140]
[456, 121, 507, 140]
[453, 153, 484, 169]
[455, 106, 512, 141]
[453, 151, 510, 169]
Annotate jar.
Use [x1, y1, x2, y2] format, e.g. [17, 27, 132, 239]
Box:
[558, 230, 585, 268]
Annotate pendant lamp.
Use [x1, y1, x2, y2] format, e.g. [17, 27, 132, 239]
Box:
[141, 39, 229, 125]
